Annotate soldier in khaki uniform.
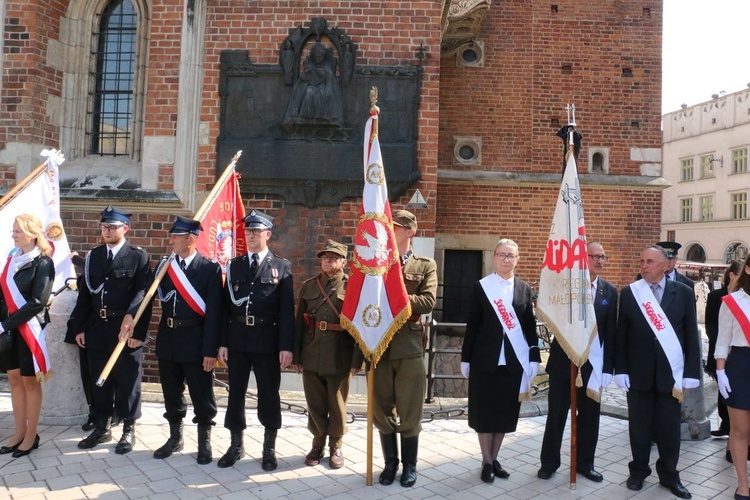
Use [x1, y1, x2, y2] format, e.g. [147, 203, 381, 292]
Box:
[292, 240, 361, 469]
[374, 210, 437, 488]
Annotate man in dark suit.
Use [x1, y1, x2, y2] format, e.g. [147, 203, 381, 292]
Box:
[152, 216, 223, 464]
[615, 245, 701, 499]
[658, 241, 694, 289]
[538, 241, 618, 482]
[68, 206, 153, 454]
[217, 209, 294, 471]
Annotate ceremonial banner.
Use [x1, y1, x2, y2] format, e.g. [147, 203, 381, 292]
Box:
[341, 99, 411, 366]
[195, 169, 246, 272]
[536, 152, 597, 384]
[0, 150, 75, 291]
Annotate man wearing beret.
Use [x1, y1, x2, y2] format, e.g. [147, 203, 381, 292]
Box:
[292, 239, 360, 469]
[68, 206, 153, 454]
[375, 210, 437, 487]
[217, 209, 294, 471]
[658, 241, 695, 290]
[152, 216, 223, 464]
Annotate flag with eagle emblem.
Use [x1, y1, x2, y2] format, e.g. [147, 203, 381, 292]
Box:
[341, 103, 411, 366]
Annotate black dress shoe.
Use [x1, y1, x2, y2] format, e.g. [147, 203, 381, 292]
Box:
[480, 463, 494, 483]
[492, 460, 510, 479]
[727, 450, 734, 463]
[82, 415, 96, 432]
[11, 435, 39, 458]
[577, 468, 604, 482]
[659, 481, 692, 499]
[736, 487, 750, 500]
[0, 440, 22, 455]
[537, 468, 554, 480]
[626, 476, 643, 491]
[711, 428, 729, 437]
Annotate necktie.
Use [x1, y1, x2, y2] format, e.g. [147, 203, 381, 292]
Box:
[179, 258, 186, 271]
[107, 249, 113, 267]
[250, 253, 259, 274]
[650, 283, 662, 304]
[591, 282, 596, 302]
[665, 273, 671, 280]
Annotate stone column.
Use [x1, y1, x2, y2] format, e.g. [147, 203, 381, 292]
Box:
[40, 289, 88, 425]
[680, 372, 711, 440]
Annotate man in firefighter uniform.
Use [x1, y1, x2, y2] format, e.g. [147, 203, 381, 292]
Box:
[152, 216, 223, 465]
[69, 206, 152, 454]
[217, 210, 294, 471]
[374, 210, 437, 487]
[293, 239, 360, 469]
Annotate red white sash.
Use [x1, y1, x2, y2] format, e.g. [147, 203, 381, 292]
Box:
[162, 258, 206, 316]
[630, 279, 684, 401]
[480, 274, 533, 402]
[0, 253, 51, 380]
[722, 291, 750, 345]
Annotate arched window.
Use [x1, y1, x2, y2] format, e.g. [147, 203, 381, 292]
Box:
[725, 242, 749, 264]
[591, 152, 604, 172]
[685, 243, 706, 263]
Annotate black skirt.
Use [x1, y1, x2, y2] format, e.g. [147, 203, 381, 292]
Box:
[0, 330, 35, 377]
[468, 365, 523, 433]
[726, 347, 750, 410]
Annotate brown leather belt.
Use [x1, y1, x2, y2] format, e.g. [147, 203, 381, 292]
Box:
[314, 321, 344, 332]
[232, 315, 277, 327]
[164, 317, 204, 328]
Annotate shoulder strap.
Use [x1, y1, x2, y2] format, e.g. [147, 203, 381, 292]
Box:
[316, 278, 340, 316]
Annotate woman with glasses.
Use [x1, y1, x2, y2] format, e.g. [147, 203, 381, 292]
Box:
[0, 214, 55, 457]
[460, 238, 539, 483]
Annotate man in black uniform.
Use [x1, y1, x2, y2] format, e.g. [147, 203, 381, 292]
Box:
[152, 216, 223, 464]
[658, 241, 695, 289]
[68, 206, 152, 454]
[217, 210, 294, 471]
[538, 241, 618, 482]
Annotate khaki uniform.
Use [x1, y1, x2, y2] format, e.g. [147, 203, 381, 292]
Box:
[372, 253, 438, 438]
[294, 270, 359, 448]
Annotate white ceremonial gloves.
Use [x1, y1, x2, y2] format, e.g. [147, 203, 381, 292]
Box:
[460, 362, 470, 379]
[529, 362, 540, 377]
[682, 378, 700, 390]
[614, 374, 630, 391]
[716, 369, 732, 399]
[601, 373, 613, 388]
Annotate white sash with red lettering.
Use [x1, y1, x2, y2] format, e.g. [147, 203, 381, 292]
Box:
[157, 258, 206, 316]
[630, 279, 684, 401]
[0, 251, 52, 380]
[480, 274, 533, 402]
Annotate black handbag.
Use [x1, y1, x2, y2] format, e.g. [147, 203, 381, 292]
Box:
[0, 330, 12, 353]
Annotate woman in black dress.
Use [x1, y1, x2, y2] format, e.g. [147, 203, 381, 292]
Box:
[461, 239, 539, 483]
[0, 214, 55, 457]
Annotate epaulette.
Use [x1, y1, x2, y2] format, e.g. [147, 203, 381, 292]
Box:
[131, 245, 146, 252]
[302, 275, 318, 285]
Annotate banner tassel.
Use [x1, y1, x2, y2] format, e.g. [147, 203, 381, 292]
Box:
[575, 367, 583, 388]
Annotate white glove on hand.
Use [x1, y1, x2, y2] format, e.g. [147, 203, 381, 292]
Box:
[717, 369, 732, 400]
[460, 362, 470, 379]
[682, 378, 700, 390]
[529, 362, 540, 377]
[614, 374, 631, 391]
[600, 373, 613, 388]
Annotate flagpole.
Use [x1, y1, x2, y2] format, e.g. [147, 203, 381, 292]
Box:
[367, 359, 375, 486]
[570, 363, 578, 489]
[0, 160, 49, 210]
[96, 151, 243, 386]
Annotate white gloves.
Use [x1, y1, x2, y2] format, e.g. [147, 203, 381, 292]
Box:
[717, 369, 732, 400]
[600, 373, 613, 389]
[529, 362, 540, 377]
[460, 362, 470, 379]
[614, 374, 630, 391]
[682, 378, 700, 390]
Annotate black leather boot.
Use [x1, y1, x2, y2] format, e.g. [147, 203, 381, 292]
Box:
[153, 420, 183, 459]
[378, 432, 399, 485]
[262, 428, 278, 471]
[82, 410, 95, 432]
[196, 424, 212, 465]
[400, 435, 418, 487]
[115, 419, 136, 454]
[217, 430, 244, 468]
[78, 417, 112, 449]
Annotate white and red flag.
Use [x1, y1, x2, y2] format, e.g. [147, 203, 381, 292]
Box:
[195, 169, 246, 273]
[535, 152, 599, 399]
[341, 106, 411, 366]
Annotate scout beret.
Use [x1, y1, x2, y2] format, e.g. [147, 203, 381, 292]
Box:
[392, 209, 418, 231]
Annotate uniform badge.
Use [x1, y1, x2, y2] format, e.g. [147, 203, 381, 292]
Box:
[233, 284, 239, 291]
[272, 268, 279, 283]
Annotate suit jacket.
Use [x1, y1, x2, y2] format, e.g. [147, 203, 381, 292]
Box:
[0, 254, 55, 331]
[704, 286, 728, 377]
[66, 242, 153, 353]
[673, 270, 694, 290]
[461, 277, 539, 373]
[155, 252, 223, 362]
[222, 251, 294, 354]
[615, 279, 701, 393]
[546, 277, 618, 380]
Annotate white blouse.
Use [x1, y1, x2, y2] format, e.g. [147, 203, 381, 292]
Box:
[715, 289, 750, 359]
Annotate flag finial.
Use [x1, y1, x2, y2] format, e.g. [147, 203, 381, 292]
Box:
[369, 87, 379, 115]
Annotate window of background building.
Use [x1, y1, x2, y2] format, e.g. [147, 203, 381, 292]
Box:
[731, 192, 748, 220]
[680, 197, 693, 222]
[700, 154, 715, 179]
[732, 147, 748, 174]
[686, 243, 706, 263]
[680, 158, 693, 181]
[725, 242, 750, 264]
[699, 195, 714, 221]
[440, 250, 483, 323]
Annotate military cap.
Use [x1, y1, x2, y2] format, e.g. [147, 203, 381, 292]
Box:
[316, 239, 348, 259]
[392, 209, 418, 231]
[100, 205, 132, 226]
[169, 215, 202, 235]
[656, 241, 682, 259]
[243, 209, 274, 230]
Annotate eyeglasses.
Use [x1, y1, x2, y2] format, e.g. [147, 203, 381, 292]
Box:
[100, 224, 123, 232]
[244, 228, 268, 235]
[588, 254, 608, 261]
[320, 254, 343, 261]
[494, 253, 517, 261]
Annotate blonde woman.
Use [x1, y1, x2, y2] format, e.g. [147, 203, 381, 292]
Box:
[0, 214, 55, 457]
